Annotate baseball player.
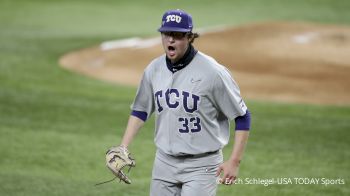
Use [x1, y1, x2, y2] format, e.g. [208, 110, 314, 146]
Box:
[114, 9, 251, 196]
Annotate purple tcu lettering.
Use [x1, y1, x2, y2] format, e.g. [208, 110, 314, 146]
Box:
[154, 89, 200, 113]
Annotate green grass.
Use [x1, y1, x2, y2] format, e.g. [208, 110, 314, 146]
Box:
[0, 0, 349, 195]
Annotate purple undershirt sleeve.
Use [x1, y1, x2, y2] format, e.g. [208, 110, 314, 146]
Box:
[131, 110, 148, 122]
[235, 109, 251, 131]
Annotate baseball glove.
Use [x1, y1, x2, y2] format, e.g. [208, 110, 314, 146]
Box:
[105, 145, 136, 184]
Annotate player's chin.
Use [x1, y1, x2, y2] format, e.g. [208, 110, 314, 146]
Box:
[166, 53, 177, 61]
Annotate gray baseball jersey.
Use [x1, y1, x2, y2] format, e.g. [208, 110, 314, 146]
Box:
[131, 51, 248, 156]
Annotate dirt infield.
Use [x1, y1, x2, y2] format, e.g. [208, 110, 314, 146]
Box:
[59, 22, 350, 105]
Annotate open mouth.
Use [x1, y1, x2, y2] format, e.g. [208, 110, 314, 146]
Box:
[168, 46, 175, 51]
[167, 46, 176, 57]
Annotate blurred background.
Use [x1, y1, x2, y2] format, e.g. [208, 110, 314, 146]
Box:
[0, 0, 349, 195]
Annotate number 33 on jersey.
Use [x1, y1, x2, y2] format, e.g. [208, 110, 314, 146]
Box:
[154, 88, 201, 133]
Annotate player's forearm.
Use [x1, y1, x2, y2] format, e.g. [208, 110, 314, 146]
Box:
[228, 131, 249, 166]
[120, 115, 145, 148]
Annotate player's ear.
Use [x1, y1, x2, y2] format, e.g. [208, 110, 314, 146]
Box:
[187, 33, 194, 43]
[188, 32, 199, 44]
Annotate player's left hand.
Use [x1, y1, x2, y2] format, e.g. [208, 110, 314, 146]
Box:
[105, 145, 136, 184]
[215, 160, 240, 185]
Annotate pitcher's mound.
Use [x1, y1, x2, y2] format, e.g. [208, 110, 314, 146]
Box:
[60, 22, 350, 105]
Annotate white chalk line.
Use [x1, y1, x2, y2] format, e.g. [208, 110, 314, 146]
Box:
[292, 32, 319, 44]
[100, 25, 230, 51]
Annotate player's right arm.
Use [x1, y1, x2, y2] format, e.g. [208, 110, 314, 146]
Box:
[120, 62, 157, 147]
[120, 115, 145, 148]
[120, 67, 155, 148]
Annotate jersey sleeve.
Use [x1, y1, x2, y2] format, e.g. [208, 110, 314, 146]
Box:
[130, 70, 155, 120]
[211, 67, 248, 121]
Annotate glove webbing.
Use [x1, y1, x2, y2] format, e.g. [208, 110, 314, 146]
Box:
[95, 166, 132, 186]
